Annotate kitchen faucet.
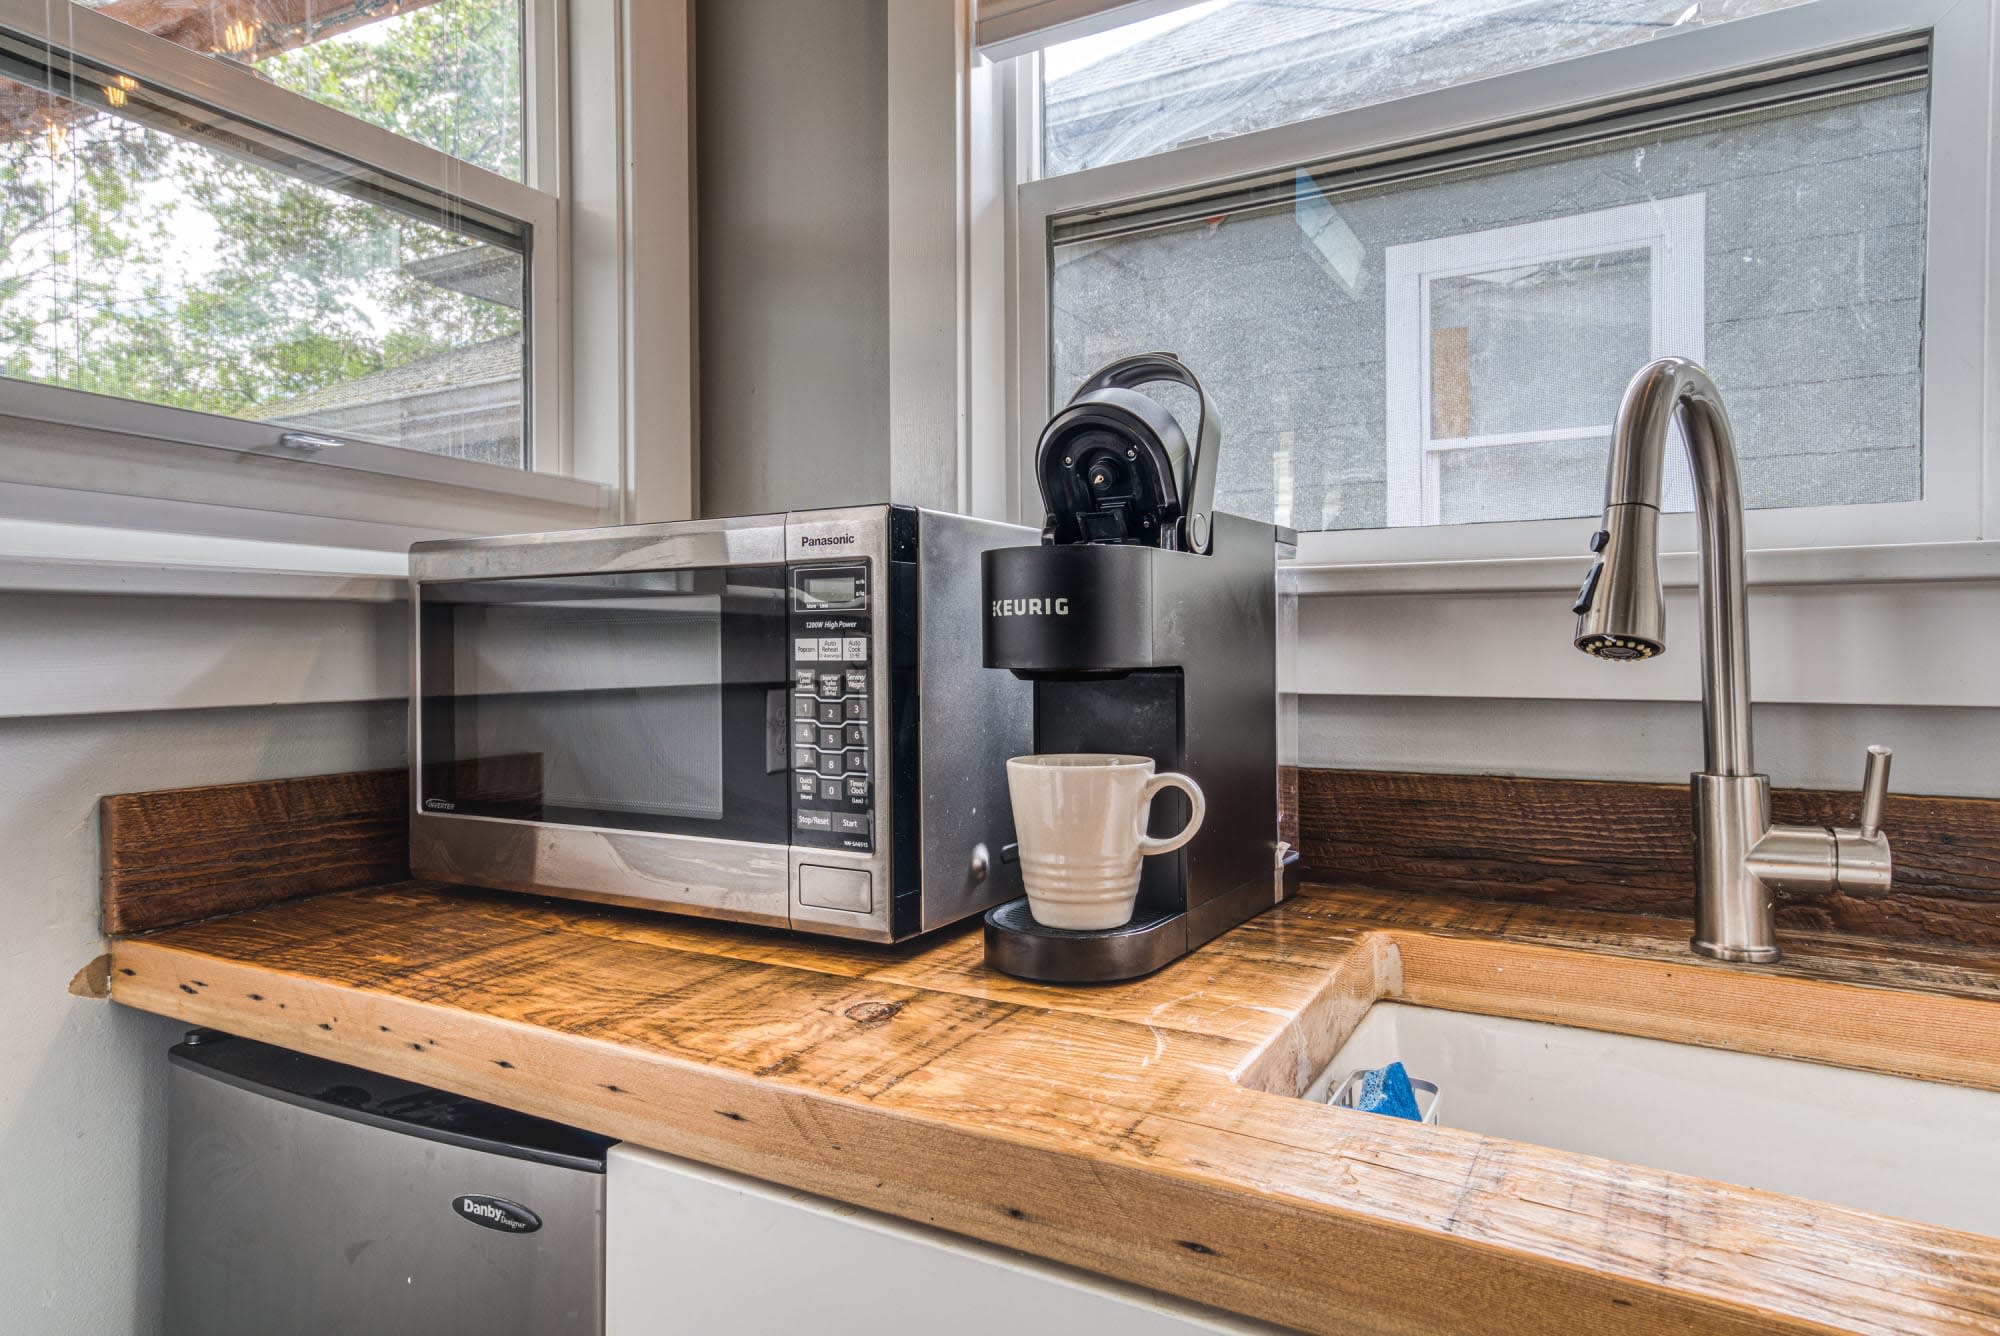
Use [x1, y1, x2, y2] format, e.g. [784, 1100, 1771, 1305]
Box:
[1571, 356, 1893, 962]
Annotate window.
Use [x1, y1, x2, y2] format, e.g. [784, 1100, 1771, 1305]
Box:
[1017, 0, 1977, 561]
[0, 1, 540, 469]
[0, 0, 605, 553]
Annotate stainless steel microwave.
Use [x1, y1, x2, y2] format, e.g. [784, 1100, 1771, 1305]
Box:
[409, 506, 1035, 942]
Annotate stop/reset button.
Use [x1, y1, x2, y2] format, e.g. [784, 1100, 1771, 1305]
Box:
[798, 864, 872, 913]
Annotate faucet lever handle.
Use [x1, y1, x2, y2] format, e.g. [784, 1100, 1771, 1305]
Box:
[1858, 744, 1893, 839]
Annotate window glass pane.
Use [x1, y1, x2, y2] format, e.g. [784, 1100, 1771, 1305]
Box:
[1043, 0, 1812, 177]
[1436, 437, 1612, 525]
[1049, 81, 1927, 532]
[0, 71, 526, 465]
[80, 0, 524, 179]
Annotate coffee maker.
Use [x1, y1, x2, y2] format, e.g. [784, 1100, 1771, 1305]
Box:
[981, 354, 1298, 983]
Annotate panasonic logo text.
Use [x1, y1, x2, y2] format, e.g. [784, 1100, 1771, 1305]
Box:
[990, 597, 1069, 617]
[800, 534, 856, 547]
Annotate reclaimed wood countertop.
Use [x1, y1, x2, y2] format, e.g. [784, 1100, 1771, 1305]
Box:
[108, 882, 2000, 1335]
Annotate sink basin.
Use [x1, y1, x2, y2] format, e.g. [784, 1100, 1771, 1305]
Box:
[1310, 1001, 2000, 1237]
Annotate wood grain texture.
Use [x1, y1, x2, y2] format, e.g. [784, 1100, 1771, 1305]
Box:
[101, 767, 409, 935]
[109, 881, 2000, 1335]
[1298, 768, 2000, 948]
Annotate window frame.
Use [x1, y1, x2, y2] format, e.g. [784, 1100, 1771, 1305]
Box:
[1008, 0, 1996, 572]
[0, 0, 610, 551]
[1383, 194, 1706, 528]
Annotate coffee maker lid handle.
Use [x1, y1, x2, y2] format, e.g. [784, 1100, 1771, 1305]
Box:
[1072, 352, 1222, 555]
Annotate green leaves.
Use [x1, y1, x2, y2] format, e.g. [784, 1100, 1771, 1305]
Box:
[0, 0, 524, 439]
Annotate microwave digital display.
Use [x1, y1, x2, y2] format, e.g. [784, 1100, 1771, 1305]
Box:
[799, 574, 857, 607]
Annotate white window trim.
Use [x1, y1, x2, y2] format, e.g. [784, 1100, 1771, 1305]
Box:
[1383, 194, 1706, 527]
[0, 0, 623, 558]
[1001, 0, 1998, 583]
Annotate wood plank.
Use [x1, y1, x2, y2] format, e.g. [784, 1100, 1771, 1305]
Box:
[107, 882, 2000, 1335]
[98, 760, 2000, 949]
[101, 767, 409, 934]
[1298, 768, 2000, 949]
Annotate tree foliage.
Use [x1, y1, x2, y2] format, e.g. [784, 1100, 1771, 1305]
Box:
[0, 0, 522, 421]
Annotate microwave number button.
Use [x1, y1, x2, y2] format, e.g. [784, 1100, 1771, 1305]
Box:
[818, 778, 845, 804]
[842, 697, 867, 722]
[843, 723, 867, 748]
[792, 721, 816, 746]
[816, 727, 843, 752]
[793, 747, 817, 771]
[793, 694, 817, 721]
[844, 749, 868, 775]
[817, 701, 844, 726]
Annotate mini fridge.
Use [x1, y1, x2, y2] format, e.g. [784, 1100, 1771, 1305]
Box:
[164, 1029, 613, 1335]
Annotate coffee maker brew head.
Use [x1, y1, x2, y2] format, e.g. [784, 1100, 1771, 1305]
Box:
[1034, 353, 1221, 554]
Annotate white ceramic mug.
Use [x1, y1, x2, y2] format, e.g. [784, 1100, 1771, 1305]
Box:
[1005, 754, 1206, 931]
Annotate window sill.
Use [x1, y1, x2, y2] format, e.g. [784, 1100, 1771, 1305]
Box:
[1288, 540, 2000, 597]
[0, 522, 406, 602]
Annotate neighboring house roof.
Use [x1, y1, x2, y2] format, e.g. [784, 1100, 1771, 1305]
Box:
[261, 334, 522, 466]
[1044, 0, 1694, 173]
[402, 245, 525, 311]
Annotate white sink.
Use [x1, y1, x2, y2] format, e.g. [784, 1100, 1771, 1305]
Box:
[1312, 1002, 2000, 1237]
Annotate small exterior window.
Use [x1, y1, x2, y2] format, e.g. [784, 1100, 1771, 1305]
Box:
[1383, 196, 1705, 527]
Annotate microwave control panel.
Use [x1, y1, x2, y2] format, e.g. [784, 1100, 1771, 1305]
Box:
[788, 561, 873, 853]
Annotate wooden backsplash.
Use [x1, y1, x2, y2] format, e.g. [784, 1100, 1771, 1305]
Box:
[1296, 768, 2000, 950]
[102, 763, 2000, 951]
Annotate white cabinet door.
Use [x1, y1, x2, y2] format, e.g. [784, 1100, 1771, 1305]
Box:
[605, 1146, 1283, 1335]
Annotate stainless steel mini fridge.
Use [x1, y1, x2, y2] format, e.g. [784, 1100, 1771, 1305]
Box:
[164, 1029, 613, 1335]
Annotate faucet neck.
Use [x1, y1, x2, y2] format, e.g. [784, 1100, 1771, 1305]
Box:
[1610, 359, 1755, 777]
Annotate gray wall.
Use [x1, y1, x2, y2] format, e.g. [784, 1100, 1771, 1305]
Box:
[0, 694, 405, 1334]
[696, 0, 892, 517]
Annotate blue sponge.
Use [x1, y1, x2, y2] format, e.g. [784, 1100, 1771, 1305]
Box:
[1351, 1061, 1423, 1121]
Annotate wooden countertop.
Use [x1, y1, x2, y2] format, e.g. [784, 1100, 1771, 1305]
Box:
[108, 882, 2000, 1335]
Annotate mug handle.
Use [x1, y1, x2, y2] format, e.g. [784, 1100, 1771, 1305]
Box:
[1135, 771, 1206, 857]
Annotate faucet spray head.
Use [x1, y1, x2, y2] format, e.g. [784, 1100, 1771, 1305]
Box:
[1573, 500, 1665, 661]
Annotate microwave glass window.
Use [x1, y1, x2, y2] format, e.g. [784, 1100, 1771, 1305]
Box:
[800, 574, 857, 607]
[418, 566, 790, 842]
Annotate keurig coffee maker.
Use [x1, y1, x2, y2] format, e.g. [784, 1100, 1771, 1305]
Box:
[982, 353, 1298, 982]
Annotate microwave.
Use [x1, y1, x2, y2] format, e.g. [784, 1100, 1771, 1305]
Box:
[409, 506, 1035, 942]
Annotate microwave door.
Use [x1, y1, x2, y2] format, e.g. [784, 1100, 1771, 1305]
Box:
[416, 566, 792, 846]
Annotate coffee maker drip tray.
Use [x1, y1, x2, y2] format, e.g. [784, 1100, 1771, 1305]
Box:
[982, 899, 1188, 984]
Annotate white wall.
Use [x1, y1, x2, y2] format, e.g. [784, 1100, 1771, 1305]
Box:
[1291, 571, 2000, 795]
[1300, 696, 2000, 797]
[0, 588, 405, 1335]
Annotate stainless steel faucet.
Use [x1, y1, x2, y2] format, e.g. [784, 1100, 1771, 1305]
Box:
[1571, 357, 1894, 962]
